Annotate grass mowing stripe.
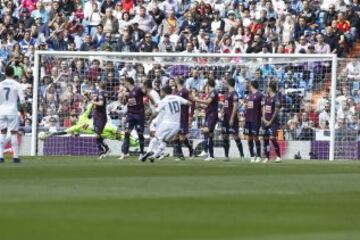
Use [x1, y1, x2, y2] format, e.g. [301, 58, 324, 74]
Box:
[0, 157, 359, 240]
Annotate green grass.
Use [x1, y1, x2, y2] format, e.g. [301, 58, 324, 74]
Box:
[0, 157, 360, 240]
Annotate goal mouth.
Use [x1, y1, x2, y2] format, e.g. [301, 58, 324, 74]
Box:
[28, 51, 359, 160]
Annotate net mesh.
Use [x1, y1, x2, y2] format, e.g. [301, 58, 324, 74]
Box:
[33, 53, 355, 160]
[334, 59, 360, 160]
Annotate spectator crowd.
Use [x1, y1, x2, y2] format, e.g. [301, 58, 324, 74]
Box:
[0, 0, 359, 140]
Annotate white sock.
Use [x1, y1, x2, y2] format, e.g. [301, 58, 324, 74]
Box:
[0, 134, 6, 159]
[147, 138, 159, 153]
[154, 141, 166, 158]
[11, 134, 19, 158]
[5, 135, 11, 145]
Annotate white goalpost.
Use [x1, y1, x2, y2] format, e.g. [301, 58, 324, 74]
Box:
[31, 51, 341, 160]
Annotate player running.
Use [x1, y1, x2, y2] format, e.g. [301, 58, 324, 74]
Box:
[245, 80, 263, 163]
[0, 66, 25, 163]
[91, 82, 110, 158]
[222, 78, 244, 161]
[141, 86, 190, 162]
[193, 78, 218, 161]
[261, 81, 282, 163]
[120, 77, 146, 160]
[174, 77, 194, 161]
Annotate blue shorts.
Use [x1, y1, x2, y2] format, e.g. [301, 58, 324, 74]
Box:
[126, 114, 144, 133]
[93, 117, 107, 135]
[261, 124, 278, 137]
[204, 113, 218, 133]
[244, 121, 260, 136]
[179, 118, 189, 134]
[222, 116, 239, 134]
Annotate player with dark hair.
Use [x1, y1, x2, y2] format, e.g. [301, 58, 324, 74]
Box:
[92, 82, 110, 158]
[174, 77, 194, 160]
[222, 78, 244, 161]
[120, 77, 146, 160]
[261, 81, 281, 163]
[193, 78, 218, 161]
[141, 85, 190, 162]
[0, 66, 24, 163]
[245, 80, 263, 163]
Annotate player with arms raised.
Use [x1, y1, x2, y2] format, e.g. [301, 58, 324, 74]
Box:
[141, 86, 189, 162]
[222, 78, 244, 161]
[174, 77, 194, 160]
[245, 80, 263, 163]
[0, 66, 25, 163]
[261, 81, 282, 163]
[120, 77, 146, 160]
[92, 82, 110, 158]
[193, 78, 218, 161]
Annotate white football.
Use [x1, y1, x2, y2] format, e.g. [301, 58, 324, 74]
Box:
[38, 132, 47, 141]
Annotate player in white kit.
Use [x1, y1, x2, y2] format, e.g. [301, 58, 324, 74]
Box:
[141, 85, 189, 162]
[0, 66, 25, 163]
[144, 80, 161, 133]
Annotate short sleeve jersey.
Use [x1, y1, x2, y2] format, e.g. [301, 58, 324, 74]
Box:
[224, 90, 239, 119]
[127, 86, 145, 116]
[0, 78, 25, 115]
[262, 94, 280, 122]
[206, 89, 219, 116]
[93, 91, 107, 120]
[156, 95, 189, 123]
[177, 87, 190, 122]
[245, 91, 263, 124]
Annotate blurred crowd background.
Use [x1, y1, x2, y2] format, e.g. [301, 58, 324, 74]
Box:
[0, 0, 359, 140]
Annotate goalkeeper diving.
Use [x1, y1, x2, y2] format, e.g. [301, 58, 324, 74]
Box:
[40, 93, 139, 158]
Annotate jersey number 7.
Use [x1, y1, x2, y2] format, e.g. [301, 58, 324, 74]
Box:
[3, 87, 10, 101]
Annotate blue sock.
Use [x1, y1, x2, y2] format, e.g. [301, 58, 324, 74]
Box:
[122, 133, 130, 154]
[208, 136, 214, 158]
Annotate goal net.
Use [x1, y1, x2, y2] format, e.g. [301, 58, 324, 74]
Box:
[30, 51, 347, 160]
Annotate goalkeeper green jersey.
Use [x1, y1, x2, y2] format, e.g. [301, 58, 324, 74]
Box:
[65, 103, 138, 147]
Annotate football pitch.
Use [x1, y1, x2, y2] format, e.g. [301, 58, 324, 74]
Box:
[0, 157, 360, 240]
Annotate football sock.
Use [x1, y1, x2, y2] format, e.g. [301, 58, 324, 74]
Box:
[175, 139, 183, 157]
[223, 138, 230, 158]
[183, 138, 192, 152]
[138, 134, 145, 154]
[264, 138, 270, 158]
[235, 138, 244, 157]
[208, 136, 214, 158]
[11, 134, 19, 158]
[0, 134, 5, 159]
[255, 140, 261, 157]
[203, 134, 209, 153]
[248, 139, 254, 157]
[271, 139, 281, 157]
[96, 137, 104, 152]
[147, 138, 158, 153]
[154, 141, 166, 158]
[122, 133, 130, 154]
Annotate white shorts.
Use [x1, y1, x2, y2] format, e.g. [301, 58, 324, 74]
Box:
[149, 118, 158, 133]
[0, 115, 19, 132]
[156, 122, 179, 142]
